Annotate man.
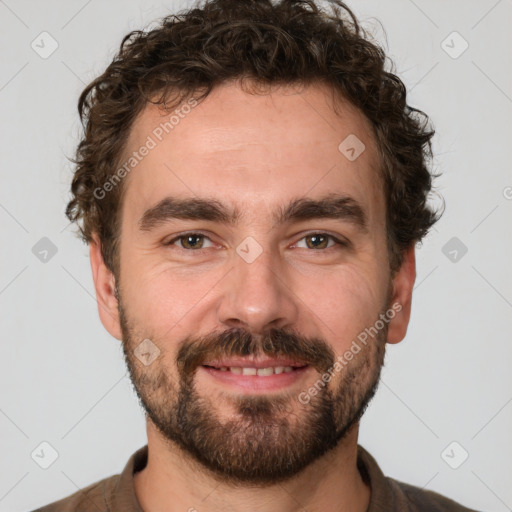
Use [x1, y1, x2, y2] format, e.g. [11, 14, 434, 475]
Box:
[33, 0, 478, 510]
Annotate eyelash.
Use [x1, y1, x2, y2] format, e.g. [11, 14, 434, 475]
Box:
[165, 232, 349, 252]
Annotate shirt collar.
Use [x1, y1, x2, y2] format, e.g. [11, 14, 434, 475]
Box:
[109, 444, 148, 511]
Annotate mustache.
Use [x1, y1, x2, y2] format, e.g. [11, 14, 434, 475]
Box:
[176, 327, 335, 378]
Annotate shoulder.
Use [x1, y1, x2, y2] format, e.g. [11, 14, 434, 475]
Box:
[357, 445, 479, 512]
[29, 474, 120, 512]
[388, 477, 481, 512]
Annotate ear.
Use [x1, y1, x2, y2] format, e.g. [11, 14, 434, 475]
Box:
[89, 234, 123, 340]
[386, 244, 416, 344]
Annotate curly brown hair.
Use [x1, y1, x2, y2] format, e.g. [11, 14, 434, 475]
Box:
[66, 0, 443, 277]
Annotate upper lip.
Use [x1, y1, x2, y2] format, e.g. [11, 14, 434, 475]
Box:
[202, 357, 309, 369]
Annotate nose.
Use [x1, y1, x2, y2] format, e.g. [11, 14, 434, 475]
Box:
[216, 245, 299, 335]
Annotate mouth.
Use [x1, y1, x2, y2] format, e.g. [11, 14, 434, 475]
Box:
[202, 364, 308, 376]
[199, 358, 311, 392]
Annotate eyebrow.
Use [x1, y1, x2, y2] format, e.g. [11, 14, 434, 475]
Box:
[138, 193, 369, 234]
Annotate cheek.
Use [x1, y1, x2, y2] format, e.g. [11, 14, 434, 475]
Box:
[297, 262, 386, 350]
[120, 256, 225, 335]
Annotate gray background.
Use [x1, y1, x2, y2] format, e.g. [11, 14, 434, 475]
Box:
[1, 0, 511, 511]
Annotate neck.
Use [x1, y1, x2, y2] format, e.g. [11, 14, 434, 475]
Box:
[134, 420, 371, 512]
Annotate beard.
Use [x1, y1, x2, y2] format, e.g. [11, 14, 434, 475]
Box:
[118, 294, 388, 486]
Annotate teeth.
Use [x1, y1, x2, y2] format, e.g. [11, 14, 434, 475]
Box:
[256, 367, 274, 376]
[212, 365, 299, 375]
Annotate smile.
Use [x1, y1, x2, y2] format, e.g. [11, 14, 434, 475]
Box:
[202, 364, 307, 376]
[199, 360, 311, 393]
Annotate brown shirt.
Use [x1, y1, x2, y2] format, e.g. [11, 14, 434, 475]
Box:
[32, 444, 479, 511]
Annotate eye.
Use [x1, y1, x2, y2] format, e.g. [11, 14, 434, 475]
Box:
[165, 232, 348, 252]
[294, 233, 347, 250]
[166, 233, 214, 250]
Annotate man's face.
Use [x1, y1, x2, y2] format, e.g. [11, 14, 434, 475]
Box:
[100, 82, 407, 485]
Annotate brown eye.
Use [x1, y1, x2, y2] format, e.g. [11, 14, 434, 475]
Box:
[167, 233, 214, 250]
[180, 234, 204, 249]
[294, 233, 349, 251]
[305, 234, 330, 249]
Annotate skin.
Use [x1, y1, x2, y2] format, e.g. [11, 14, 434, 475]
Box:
[90, 81, 416, 512]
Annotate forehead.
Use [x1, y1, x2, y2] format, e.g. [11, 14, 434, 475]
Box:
[120, 81, 384, 229]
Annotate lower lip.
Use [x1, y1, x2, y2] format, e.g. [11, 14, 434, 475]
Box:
[199, 365, 311, 392]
